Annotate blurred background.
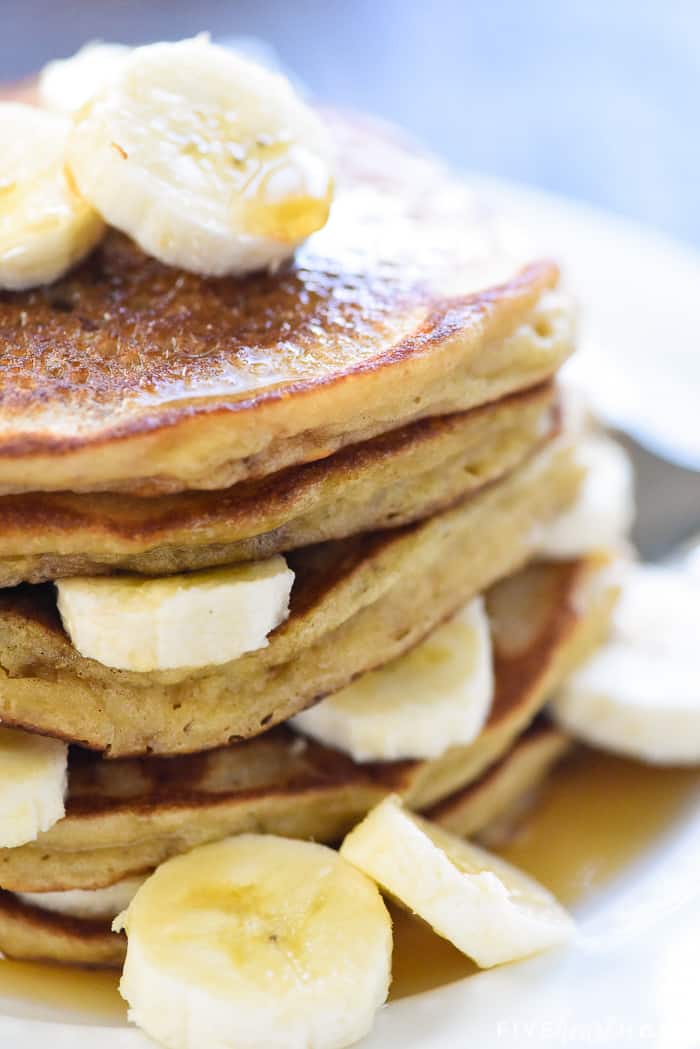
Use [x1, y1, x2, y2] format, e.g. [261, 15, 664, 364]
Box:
[2, 0, 699, 246]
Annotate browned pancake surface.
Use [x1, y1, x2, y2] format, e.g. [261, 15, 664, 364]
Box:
[0, 114, 569, 494]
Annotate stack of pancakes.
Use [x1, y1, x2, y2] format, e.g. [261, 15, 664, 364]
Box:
[0, 115, 617, 967]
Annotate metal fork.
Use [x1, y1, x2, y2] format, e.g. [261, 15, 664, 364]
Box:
[617, 433, 700, 561]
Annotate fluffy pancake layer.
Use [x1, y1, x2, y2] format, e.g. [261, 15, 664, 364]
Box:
[0, 115, 573, 495]
[0, 437, 580, 756]
[0, 384, 555, 587]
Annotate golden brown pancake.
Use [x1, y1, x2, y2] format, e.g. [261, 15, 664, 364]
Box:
[0, 383, 556, 587]
[0, 733, 383, 896]
[0, 553, 615, 898]
[0, 114, 572, 496]
[0, 438, 580, 756]
[0, 891, 123, 968]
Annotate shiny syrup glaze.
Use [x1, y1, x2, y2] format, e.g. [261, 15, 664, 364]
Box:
[1, 747, 699, 1019]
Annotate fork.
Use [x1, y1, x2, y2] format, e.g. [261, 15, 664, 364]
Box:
[616, 433, 700, 561]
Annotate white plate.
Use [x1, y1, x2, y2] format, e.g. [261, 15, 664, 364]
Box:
[469, 175, 700, 470]
[3, 184, 700, 1049]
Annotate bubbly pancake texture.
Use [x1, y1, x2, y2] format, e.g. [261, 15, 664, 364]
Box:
[0, 114, 572, 495]
[0, 439, 580, 756]
[0, 384, 556, 587]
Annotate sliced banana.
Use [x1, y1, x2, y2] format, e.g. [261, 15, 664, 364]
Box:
[18, 875, 146, 920]
[551, 563, 700, 763]
[0, 726, 67, 847]
[537, 434, 635, 558]
[0, 103, 104, 291]
[56, 555, 294, 672]
[67, 36, 334, 277]
[341, 795, 574, 968]
[114, 835, 391, 1049]
[291, 596, 493, 761]
[38, 42, 130, 114]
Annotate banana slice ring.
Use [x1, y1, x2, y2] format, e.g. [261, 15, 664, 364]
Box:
[68, 36, 333, 277]
[115, 836, 391, 1049]
[0, 103, 104, 290]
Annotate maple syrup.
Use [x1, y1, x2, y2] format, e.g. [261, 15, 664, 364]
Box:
[0, 958, 124, 1021]
[1, 747, 699, 1017]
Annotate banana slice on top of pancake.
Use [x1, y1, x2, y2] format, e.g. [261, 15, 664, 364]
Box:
[56, 555, 294, 672]
[341, 795, 574, 968]
[114, 836, 391, 1049]
[67, 35, 334, 277]
[0, 103, 105, 291]
[551, 563, 700, 763]
[0, 726, 67, 847]
[38, 42, 131, 114]
[291, 596, 494, 761]
[537, 433, 635, 559]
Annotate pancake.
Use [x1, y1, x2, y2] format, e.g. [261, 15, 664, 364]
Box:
[0, 891, 123, 968]
[0, 438, 580, 756]
[0, 114, 573, 496]
[0, 383, 556, 588]
[0, 552, 615, 898]
[0, 721, 576, 970]
[0, 734, 382, 897]
[427, 720, 572, 837]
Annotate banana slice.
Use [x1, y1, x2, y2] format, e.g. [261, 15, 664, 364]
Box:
[0, 727, 67, 847]
[341, 795, 574, 968]
[551, 563, 700, 763]
[18, 875, 146, 920]
[537, 434, 635, 558]
[56, 555, 294, 672]
[291, 596, 493, 761]
[0, 103, 105, 291]
[38, 42, 130, 114]
[67, 36, 334, 277]
[114, 836, 391, 1049]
